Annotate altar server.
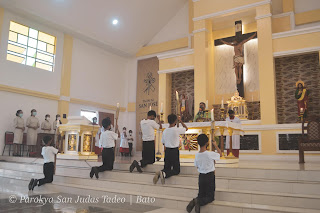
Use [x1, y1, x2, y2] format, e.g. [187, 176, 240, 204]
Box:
[13, 110, 25, 156]
[186, 134, 221, 213]
[90, 118, 119, 179]
[128, 130, 134, 156]
[41, 114, 52, 133]
[153, 114, 187, 184]
[29, 135, 58, 190]
[53, 114, 62, 150]
[120, 127, 129, 156]
[225, 110, 241, 157]
[129, 110, 162, 173]
[26, 109, 40, 153]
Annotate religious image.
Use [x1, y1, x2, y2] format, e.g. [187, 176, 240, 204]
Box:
[295, 81, 310, 121]
[83, 134, 92, 152]
[68, 134, 77, 151]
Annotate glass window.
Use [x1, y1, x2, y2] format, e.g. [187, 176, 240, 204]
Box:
[6, 21, 56, 72]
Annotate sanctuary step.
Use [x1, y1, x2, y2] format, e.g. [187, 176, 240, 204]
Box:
[0, 156, 319, 213]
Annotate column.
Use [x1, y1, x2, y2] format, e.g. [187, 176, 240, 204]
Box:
[282, 0, 294, 13]
[0, 7, 4, 42]
[158, 73, 172, 123]
[58, 34, 73, 124]
[256, 4, 277, 125]
[193, 19, 213, 115]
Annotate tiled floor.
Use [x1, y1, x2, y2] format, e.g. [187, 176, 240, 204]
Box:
[0, 192, 161, 213]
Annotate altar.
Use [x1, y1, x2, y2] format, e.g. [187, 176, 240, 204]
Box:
[157, 121, 243, 164]
[57, 116, 100, 160]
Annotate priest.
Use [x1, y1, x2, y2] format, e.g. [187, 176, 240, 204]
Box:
[225, 110, 241, 157]
[193, 102, 211, 122]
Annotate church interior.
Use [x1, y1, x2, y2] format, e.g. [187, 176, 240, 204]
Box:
[0, 0, 320, 212]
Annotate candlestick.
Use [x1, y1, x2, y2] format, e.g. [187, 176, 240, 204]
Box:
[160, 102, 163, 113]
[149, 105, 152, 111]
[221, 98, 224, 109]
[206, 100, 208, 110]
[211, 109, 214, 121]
[176, 91, 179, 101]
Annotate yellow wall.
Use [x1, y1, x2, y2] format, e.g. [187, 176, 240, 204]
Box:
[193, 0, 261, 19]
[272, 16, 291, 33]
[158, 73, 172, 122]
[282, 0, 294, 13]
[295, 9, 320, 26]
[58, 34, 73, 123]
[159, 54, 193, 71]
[136, 37, 188, 57]
[0, 7, 4, 43]
[273, 32, 320, 53]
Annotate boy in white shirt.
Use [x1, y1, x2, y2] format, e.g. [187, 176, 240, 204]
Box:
[153, 114, 188, 184]
[129, 110, 162, 173]
[28, 135, 58, 191]
[128, 130, 134, 156]
[187, 134, 221, 213]
[90, 118, 119, 179]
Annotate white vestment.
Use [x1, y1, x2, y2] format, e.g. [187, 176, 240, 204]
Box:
[13, 116, 24, 144]
[225, 116, 241, 149]
[26, 116, 40, 145]
[41, 120, 52, 133]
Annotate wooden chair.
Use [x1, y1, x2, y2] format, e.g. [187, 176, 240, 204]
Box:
[2, 132, 14, 156]
[299, 116, 320, 163]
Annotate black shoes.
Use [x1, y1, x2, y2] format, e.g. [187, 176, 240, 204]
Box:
[28, 178, 34, 190]
[186, 198, 200, 213]
[129, 161, 136, 173]
[31, 179, 38, 191]
[134, 160, 142, 173]
[93, 167, 99, 179]
[90, 167, 94, 178]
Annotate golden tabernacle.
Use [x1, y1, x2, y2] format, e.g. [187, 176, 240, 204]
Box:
[226, 91, 248, 120]
[57, 116, 100, 160]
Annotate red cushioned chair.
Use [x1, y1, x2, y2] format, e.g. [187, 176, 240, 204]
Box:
[2, 132, 14, 156]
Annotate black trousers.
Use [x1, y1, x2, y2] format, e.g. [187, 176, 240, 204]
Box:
[98, 147, 114, 172]
[140, 141, 155, 168]
[162, 147, 180, 178]
[197, 172, 215, 206]
[38, 162, 54, 186]
[129, 143, 133, 156]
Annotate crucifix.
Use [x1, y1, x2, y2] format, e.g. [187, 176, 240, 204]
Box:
[214, 20, 257, 98]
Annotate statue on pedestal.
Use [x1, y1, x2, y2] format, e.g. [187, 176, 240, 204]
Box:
[295, 81, 310, 121]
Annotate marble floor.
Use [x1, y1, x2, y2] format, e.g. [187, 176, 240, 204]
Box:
[0, 191, 186, 213]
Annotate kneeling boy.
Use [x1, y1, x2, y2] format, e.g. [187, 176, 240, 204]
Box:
[153, 114, 187, 184]
[28, 135, 58, 190]
[186, 134, 221, 213]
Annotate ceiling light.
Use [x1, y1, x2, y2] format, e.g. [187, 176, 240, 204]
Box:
[112, 19, 118, 25]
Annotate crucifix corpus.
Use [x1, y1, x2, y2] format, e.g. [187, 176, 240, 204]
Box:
[214, 20, 257, 98]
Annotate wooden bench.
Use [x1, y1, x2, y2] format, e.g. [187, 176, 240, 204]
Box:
[299, 117, 320, 163]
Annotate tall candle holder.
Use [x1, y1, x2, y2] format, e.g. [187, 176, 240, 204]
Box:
[205, 110, 209, 121]
[160, 113, 164, 124]
[300, 108, 304, 123]
[220, 107, 225, 121]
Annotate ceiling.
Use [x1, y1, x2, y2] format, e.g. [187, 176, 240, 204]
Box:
[0, 0, 187, 57]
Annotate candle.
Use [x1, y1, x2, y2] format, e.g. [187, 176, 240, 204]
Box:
[221, 98, 224, 108]
[176, 91, 179, 101]
[300, 108, 304, 113]
[117, 103, 120, 108]
[149, 105, 152, 111]
[160, 103, 163, 113]
[206, 100, 208, 110]
[211, 109, 214, 121]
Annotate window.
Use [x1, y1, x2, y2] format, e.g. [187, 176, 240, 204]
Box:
[81, 110, 98, 123]
[7, 21, 56, 72]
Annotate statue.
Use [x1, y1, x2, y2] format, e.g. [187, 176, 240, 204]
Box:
[295, 81, 310, 121]
[215, 20, 257, 97]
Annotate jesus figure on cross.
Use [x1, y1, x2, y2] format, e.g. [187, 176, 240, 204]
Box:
[215, 20, 257, 97]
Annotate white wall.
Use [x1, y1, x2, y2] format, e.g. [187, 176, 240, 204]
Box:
[70, 38, 128, 107]
[0, 10, 64, 95]
[148, 1, 189, 45]
[295, 0, 320, 13]
[0, 91, 58, 154]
